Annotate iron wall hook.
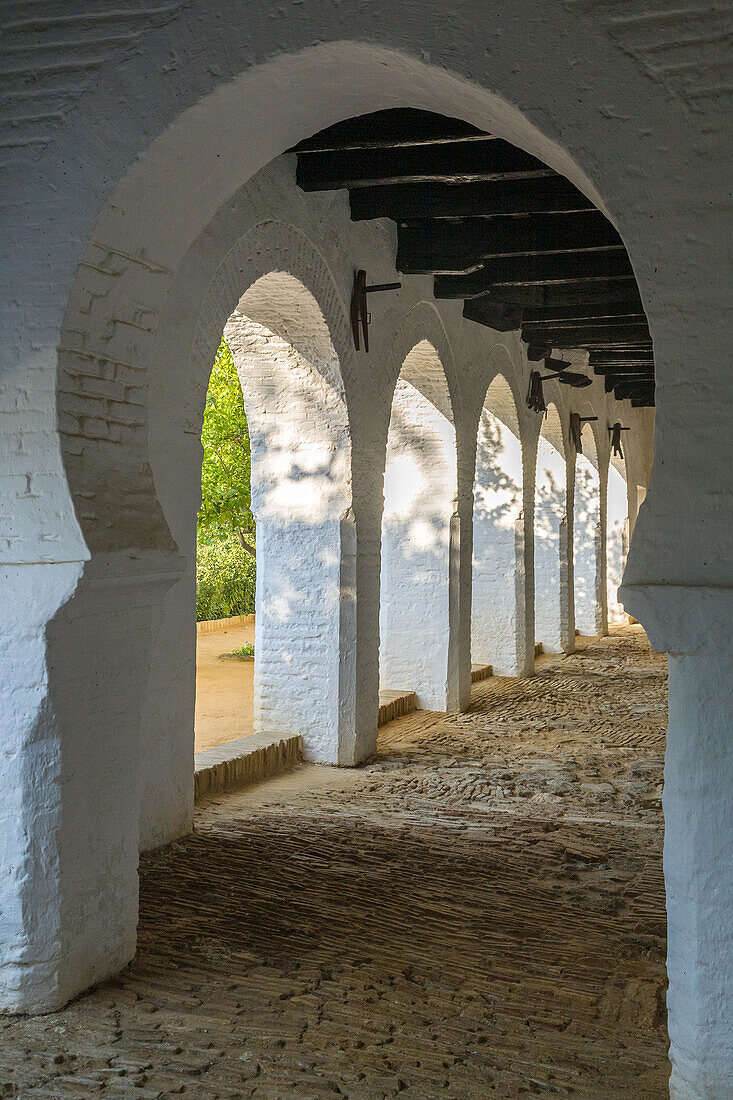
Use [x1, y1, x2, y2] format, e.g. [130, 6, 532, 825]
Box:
[608, 421, 630, 459]
[351, 269, 401, 352]
[570, 412, 598, 454]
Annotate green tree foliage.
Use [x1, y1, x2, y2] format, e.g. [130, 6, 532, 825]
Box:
[196, 537, 256, 621]
[196, 339, 257, 621]
[197, 339, 254, 546]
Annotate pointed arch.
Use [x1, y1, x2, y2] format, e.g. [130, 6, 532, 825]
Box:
[221, 271, 353, 765]
[380, 340, 458, 711]
[472, 373, 524, 674]
[574, 419, 602, 635]
[535, 403, 568, 654]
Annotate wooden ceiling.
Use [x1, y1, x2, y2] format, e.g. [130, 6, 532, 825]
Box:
[291, 109, 654, 406]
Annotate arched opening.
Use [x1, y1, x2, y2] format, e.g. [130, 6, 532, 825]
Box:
[471, 373, 524, 675]
[607, 458, 629, 624]
[12, 45, 726, 1100]
[574, 423, 602, 637]
[379, 341, 457, 711]
[534, 404, 567, 655]
[194, 272, 353, 764]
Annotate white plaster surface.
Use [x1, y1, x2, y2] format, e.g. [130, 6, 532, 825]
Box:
[472, 393, 524, 675]
[225, 277, 352, 765]
[380, 370, 457, 711]
[535, 413, 567, 655]
[607, 461, 628, 623]
[0, 11, 730, 1090]
[574, 431, 602, 637]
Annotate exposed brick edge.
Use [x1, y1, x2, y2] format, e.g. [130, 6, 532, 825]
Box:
[194, 733, 303, 801]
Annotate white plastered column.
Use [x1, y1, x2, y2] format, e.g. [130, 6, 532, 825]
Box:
[380, 350, 458, 711]
[224, 273, 353, 764]
[534, 405, 568, 655]
[573, 426, 602, 636]
[621, 585, 733, 1099]
[472, 376, 524, 675]
[607, 459, 628, 623]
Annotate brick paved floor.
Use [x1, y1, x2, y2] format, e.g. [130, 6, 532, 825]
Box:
[1, 626, 669, 1098]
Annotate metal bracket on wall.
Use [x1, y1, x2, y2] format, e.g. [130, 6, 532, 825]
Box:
[350, 269, 401, 352]
[570, 412, 598, 454]
[608, 421, 630, 459]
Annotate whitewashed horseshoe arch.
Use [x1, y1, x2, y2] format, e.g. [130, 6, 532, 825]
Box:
[142, 219, 361, 851]
[472, 368, 525, 675]
[223, 272, 352, 765]
[1, 25, 730, 1096]
[574, 420, 602, 637]
[534, 404, 569, 655]
[380, 307, 464, 713]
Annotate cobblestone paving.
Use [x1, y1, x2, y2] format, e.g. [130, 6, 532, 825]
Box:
[1, 627, 669, 1098]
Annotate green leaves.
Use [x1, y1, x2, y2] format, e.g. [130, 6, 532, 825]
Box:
[196, 340, 257, 621]
[196, 537, 256, 621]
[198, 339, 254, 543]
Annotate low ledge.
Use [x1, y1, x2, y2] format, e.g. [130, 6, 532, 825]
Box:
[471, 662, 494, 683]
[194, 732, 303, 801]
[378, 689, 417, 726]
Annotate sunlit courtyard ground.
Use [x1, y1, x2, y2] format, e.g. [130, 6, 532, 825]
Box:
[1, 625, 669, 1098]
[195, 620, 257, 752]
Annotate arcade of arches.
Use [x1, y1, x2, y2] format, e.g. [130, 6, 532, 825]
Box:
[1, 14, 731, 1100]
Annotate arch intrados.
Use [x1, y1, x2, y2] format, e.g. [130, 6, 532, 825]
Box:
[579, 423, 600, 472]
[482, 370, 522, 441]
[387, 304, 458, 426]
[398, 339, 455, 426]
[56, 41, 654, 555]
[81, 42, 613, 276]
[185, 222, 351, 441]
[230, 269, 344, 401]
[539, 403, 566, 461]
[610, 448, 628, 482]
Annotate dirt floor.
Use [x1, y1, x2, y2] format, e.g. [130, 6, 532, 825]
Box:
[195, 621, 257, 752]
[1, 626, 669, 1098]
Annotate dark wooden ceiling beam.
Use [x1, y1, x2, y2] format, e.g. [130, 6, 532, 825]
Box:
[432, 252, 635, 291]
[523, 304, 644, 324]
[349, 177, 595, 221]
[522, 322, 651, 342]
[589, 348, 654, 364]
[594, 364, 655, 375]
[552, 340, 653, 349]
[462, 299, 524, 332]
[445, 280, 641, 309]
[296, 140, 555, 191]
[290, 108, 487, 153]
[614, 379, 655, 400]
[523, 314, 648, 329]
[293, 109, 655, 402]
[604, 374, 654, 394]
[398, 211, 622, 265]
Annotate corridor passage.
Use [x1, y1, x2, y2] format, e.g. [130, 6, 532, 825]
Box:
[1, 628, 669, 1098]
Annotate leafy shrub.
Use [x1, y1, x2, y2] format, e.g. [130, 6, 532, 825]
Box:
[196, 537, 256, 621]
[198, 339, 254, 543]
[229, 643, 255, 659]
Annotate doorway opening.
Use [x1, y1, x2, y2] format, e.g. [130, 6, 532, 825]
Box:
[194, 271, 351, 763]
[379, 341, 457, 711]
[574, 422, 602, 638]
[534, 404, 568, 655]
[471, 374, 524, 675]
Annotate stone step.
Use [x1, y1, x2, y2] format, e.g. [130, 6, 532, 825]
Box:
[471, 662, 494, 683]
[194, 732, 302, 801]
[378, 689, 418, 726]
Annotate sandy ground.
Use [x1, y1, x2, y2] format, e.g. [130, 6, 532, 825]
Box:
[193, 621, 600, 754]
[195, 621, 256, 752]
[1, 626, 669, 1098]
